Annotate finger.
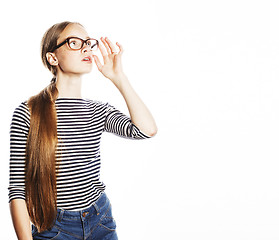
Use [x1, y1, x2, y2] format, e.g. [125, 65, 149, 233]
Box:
[105, 37, 117, 54]
[98, 40, 109, 60]
[101, 37, 112, 54]
[116, 42, 124, 55]
[92, 55, 103, 72]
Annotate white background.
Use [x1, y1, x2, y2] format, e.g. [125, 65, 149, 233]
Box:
[1, 0, 279, 239]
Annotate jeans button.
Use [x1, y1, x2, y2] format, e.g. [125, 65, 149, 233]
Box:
[82, 212, 89, 217]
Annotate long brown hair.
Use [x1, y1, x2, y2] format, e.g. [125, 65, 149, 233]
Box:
[25, 21, 73, 232]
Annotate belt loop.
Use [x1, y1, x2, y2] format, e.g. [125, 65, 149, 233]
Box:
[57, 209, 64, 222]
[93, 193, 106, 216]
[93, 202, 100, 215]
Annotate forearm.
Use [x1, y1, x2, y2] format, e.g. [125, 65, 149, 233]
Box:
[10, 199, 32, 240]
[115, 75, 157, 137]
[94, 37, 157, 136]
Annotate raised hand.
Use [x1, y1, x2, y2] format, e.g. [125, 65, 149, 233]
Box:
[92, 37, 126, 86]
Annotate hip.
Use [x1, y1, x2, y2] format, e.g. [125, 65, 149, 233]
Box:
[32, 192, 118, 240]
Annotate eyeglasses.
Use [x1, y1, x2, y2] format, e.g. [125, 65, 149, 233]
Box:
[52, 37, 99, 51]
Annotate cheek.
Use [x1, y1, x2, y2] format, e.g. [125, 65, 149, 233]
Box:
[56, 50, 92, 74]
[57, 52, 80, 72]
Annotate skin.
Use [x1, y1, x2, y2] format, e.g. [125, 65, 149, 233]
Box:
[10, 23, 157, 239]
[10, 199, 32, 240]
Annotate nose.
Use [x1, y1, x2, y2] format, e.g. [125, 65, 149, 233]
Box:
[82, 44, 91, 53]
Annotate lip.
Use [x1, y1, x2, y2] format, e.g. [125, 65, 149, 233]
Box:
[82, 56, 92, 63]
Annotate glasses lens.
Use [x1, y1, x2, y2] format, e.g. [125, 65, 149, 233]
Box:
[85, 39, 98, 51]
[68, 38, 83, 50]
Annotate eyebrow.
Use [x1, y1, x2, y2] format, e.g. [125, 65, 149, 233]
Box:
[67, 36, 91, 39]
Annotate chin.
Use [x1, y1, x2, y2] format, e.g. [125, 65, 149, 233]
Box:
[82, 69, 92, 74]
[79, 66, 93, 74]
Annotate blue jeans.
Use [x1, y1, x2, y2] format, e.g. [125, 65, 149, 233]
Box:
[32, 192, 118, 240]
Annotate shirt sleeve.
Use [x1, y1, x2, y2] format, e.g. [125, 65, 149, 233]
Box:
[103, 103, 150, 139]
[8, 102, 30, 202]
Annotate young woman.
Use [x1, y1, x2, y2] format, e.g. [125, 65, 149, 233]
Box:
[8, 21, 157, 240]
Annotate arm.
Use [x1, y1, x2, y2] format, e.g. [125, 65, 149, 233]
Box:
[113, 75, 157, 137]
[93, 37, 157, 137]
[104, 103, 151, 139]
[10, 199, 32, 240]
[9, 103, 32, 239]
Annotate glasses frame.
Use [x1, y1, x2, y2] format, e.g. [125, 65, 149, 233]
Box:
[52, 37, 99, 51]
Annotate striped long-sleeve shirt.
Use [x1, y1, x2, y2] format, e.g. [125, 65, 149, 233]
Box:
[8, 98, 149, 211]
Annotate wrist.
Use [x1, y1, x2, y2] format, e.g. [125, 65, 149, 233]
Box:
[112, 74, 130, 90]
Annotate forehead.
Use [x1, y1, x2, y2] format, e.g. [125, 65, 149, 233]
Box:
[58, 24, 89, 41]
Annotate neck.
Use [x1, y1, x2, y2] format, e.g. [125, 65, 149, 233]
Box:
[55, 73, 83, 99]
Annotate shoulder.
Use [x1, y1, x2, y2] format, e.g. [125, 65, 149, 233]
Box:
[84, 99, 112, 110]
[12, 101, 30, 122]
[10, 101, 30, 131]
[83, 99, 118, 117]
[83, 99, 106, 106]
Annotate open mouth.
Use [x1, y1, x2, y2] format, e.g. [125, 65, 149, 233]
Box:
[82, 56, 92, 63]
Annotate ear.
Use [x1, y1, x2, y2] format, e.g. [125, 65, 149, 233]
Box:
[46, 52, 59, 66]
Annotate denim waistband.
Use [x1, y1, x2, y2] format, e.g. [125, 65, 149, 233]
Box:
[56, 192, 108, 221]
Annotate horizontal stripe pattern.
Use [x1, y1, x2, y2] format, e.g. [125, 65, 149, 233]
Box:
[9, 98, 149, 211]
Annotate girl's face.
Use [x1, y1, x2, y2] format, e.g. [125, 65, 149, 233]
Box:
[53, 24, 94, 76]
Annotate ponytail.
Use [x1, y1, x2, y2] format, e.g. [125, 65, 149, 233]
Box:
[25, 80, 58, 232]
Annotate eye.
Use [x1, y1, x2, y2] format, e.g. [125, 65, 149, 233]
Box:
[69, 40, 77, 47]
[68, 38, 82, 49]
[86, 40, 91, 46]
